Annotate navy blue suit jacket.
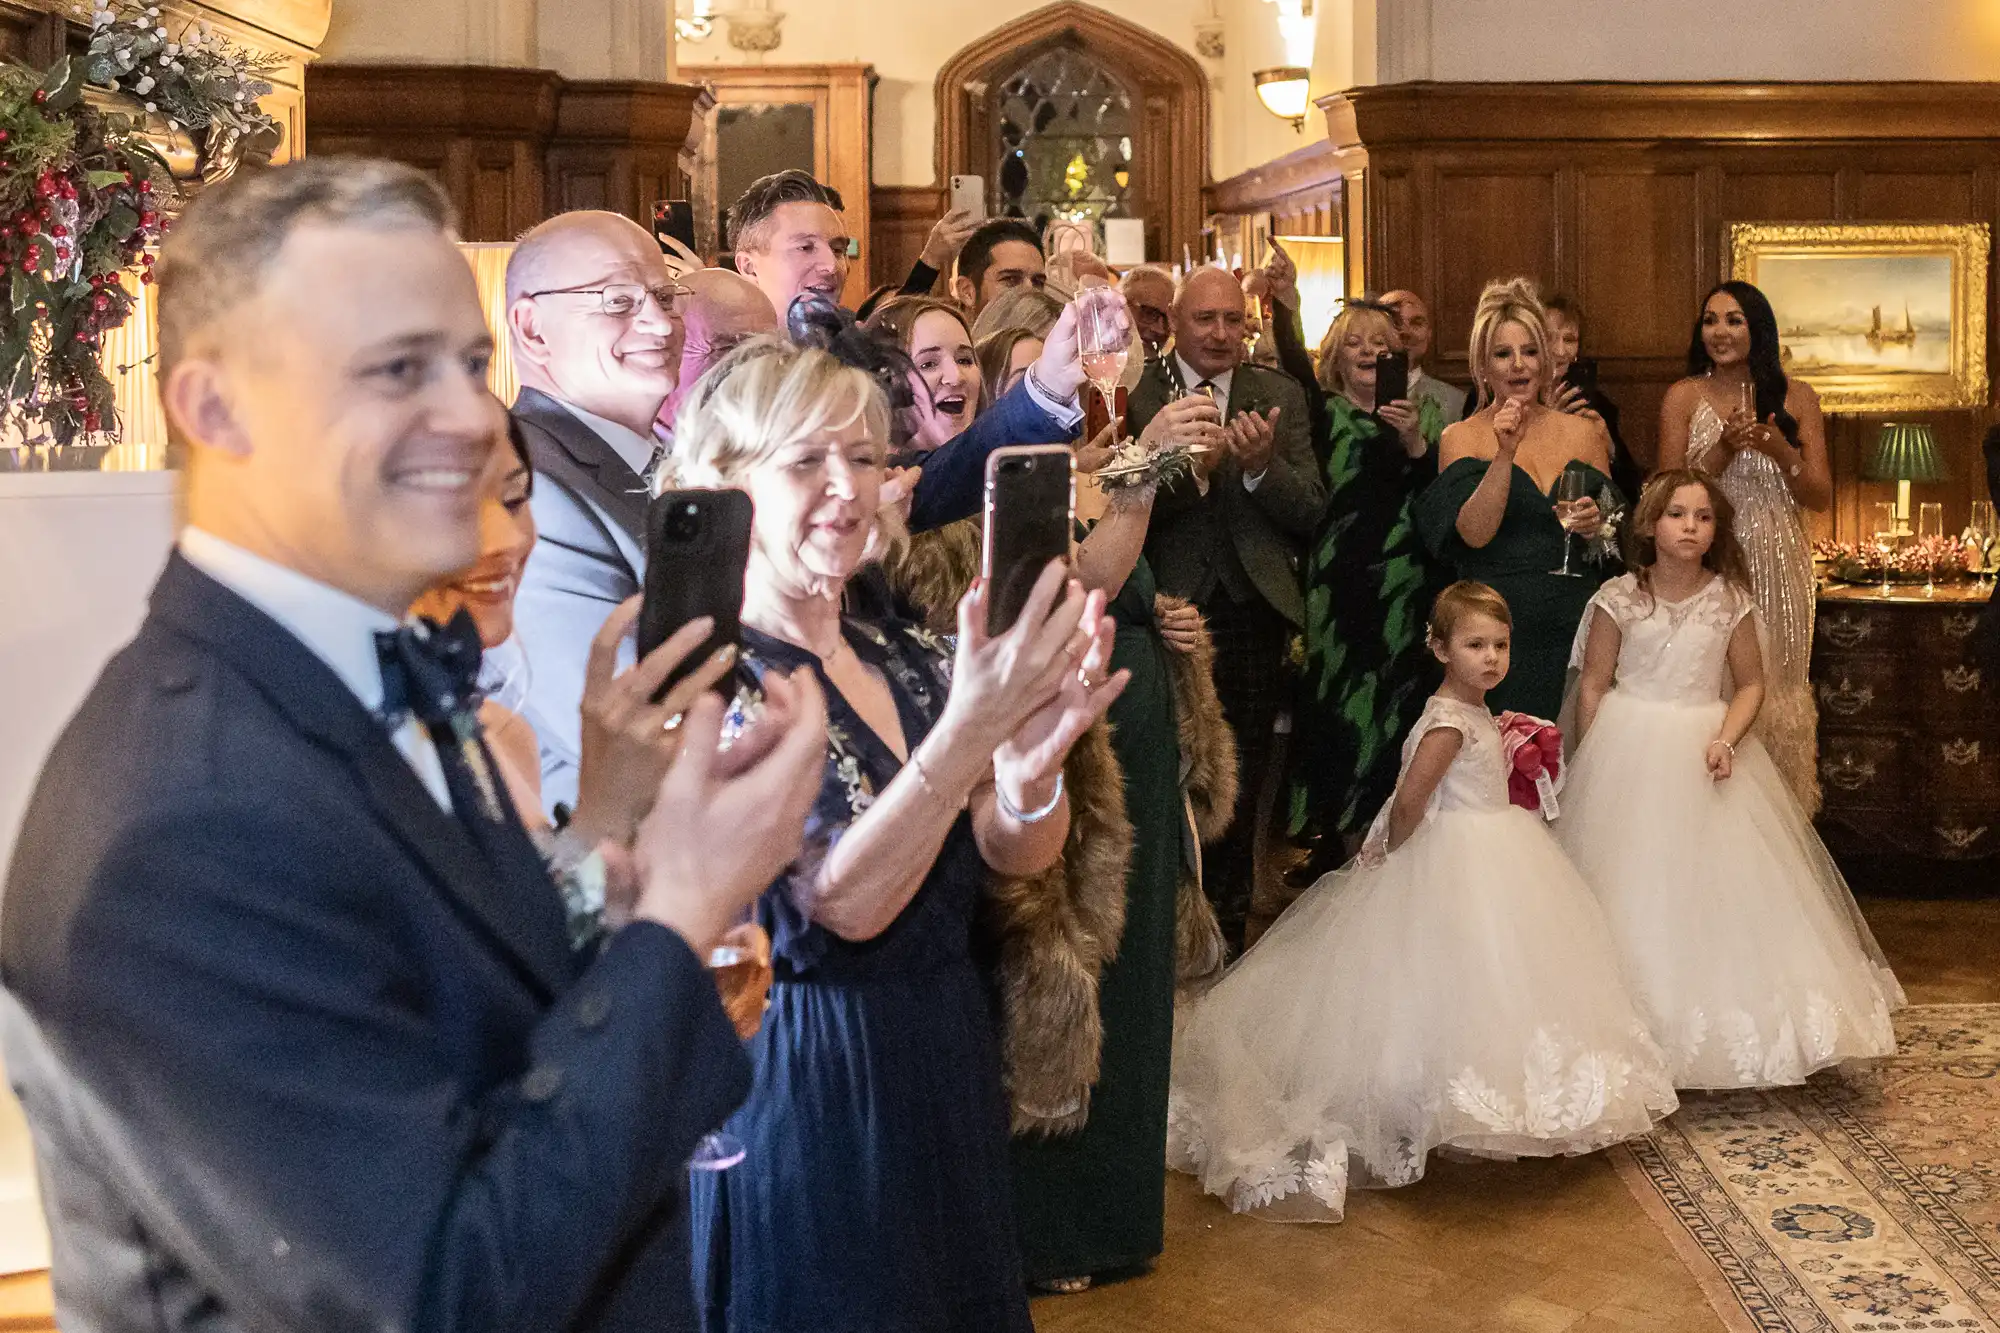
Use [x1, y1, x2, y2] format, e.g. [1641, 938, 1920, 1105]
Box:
[906, 377, 1075, 533]
[1, 556, 750, 1332]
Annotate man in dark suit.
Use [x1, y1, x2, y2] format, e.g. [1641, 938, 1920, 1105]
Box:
[1127, 266, 1324, 951]
[1, 158, 828, 1333]
[512, 210, 1091, 810]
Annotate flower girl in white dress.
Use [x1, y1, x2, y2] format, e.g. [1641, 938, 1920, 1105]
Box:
[1168, 583, 1677, 1221]
[1556, 470, 1903, 1090]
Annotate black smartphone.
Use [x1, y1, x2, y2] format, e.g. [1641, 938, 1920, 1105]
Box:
[1373, 349, 1409, 409]
[982, 445, 1075, 637]
[1564, 356, 1599, 395]
[652, 199, 697, 255]
[638, 488, 753, 701]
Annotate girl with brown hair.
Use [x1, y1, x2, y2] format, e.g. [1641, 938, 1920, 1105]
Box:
[1556, 471, 1902, 1090]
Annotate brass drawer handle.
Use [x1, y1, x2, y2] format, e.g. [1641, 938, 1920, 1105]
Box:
[1821, 753, 1878, 791]
[1943, 666, 1982, 695]
[1942, 739, 1982, 767]
[1819, 678, 1875, 716]
[1942, 612, 1980, 641]
[1937, 823, 1990, 853]
[1822, 613, 1875, 649]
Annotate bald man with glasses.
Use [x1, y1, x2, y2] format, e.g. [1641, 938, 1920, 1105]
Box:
[508, 211, 695, 814]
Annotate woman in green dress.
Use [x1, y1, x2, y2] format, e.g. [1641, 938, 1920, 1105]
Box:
[1416, 278, 1619, 721]
[1262, 252, 1447, 876]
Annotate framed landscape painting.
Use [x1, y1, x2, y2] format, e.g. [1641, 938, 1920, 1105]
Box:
[1726, 221, 1990, 412]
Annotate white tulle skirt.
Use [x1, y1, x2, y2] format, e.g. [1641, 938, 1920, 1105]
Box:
[1555, 692, 1904, 1090]
[1166, 804, 1679, 1221]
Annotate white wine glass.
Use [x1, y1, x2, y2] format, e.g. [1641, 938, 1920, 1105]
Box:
[1549, 467, 1590, 577]
[1870, 500, 1899, 598]
[1918, 501, 1945, 595]
[1969, 499, 1996, 589]
[688, 937, 758, 1171]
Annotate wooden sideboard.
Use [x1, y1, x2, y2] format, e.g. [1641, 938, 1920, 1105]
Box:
[1813, 582, 1999, 861]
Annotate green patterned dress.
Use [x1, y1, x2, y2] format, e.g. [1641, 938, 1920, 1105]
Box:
[1288, 394, 1445, 845]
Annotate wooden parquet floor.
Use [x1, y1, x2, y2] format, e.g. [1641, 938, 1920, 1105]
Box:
[0, 897, 1992, 1332]
[1030, 895, 2000, 1333]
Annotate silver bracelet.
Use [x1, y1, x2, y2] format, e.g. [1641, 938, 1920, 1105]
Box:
[996, 771, 1066, 823]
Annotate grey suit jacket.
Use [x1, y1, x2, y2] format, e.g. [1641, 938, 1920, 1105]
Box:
[511, 388, 651, 815]
[1411, 371, 1467, 424]
[1128, 360, 1322, 627]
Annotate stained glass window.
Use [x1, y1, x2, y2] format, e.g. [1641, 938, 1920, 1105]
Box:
[993, 47, 1134, 244]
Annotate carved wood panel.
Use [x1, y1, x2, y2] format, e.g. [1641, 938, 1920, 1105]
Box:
[1320, 81, 2000, 532]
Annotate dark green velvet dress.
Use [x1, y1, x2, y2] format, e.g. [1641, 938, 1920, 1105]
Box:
[1289, 395, 1444, 845]
[1415, 458, 1617, 720]
[1010, 555, 1181, 1285]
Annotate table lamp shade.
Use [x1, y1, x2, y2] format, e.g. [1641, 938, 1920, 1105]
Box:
[1865, 423, 1945, 483]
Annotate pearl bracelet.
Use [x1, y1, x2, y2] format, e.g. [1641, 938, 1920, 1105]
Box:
[997, 772, 1066, 824]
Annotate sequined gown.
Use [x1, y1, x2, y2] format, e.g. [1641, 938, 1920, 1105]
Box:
[1686, 398, 1821, 812]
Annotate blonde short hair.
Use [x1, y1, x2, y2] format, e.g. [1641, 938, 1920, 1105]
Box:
[157, 157, 454, 379]
[970, 285, 1065, 342]
[1315, 304, 1401, 395]
[1428, 580, 1512, 643]
[668, 334, 900, 545]
[1467, 277, 1552, 408]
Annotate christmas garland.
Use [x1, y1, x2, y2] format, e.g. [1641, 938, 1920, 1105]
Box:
[1, 3, 280, 448]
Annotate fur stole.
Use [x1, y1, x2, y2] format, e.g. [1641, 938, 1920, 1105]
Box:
[884, 525, 1234, 1134]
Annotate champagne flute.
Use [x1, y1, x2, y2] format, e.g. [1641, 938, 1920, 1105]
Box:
[689, 927, 762, 1171]
[1969, 499, 1996, 589]
[1918, 501, 1945, 595]
[1870, 500, 1899, 598]
[1549, 467, 1590, 577]
[1075, 285, 1132, 443]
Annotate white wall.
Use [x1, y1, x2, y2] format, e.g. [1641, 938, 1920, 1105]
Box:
[1370, 0, 2000, 83]
[321, 0, 675, 80]
[675, 0, 1307, 186]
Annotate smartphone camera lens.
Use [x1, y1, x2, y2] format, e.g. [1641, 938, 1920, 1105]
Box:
[665, 502, 703, 541]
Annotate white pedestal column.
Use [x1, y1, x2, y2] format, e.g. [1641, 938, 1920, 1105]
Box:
[0, 471, 179, 1275]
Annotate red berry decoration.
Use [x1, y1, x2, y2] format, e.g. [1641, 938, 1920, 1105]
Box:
[83, 413, 102, 433]
[50, 225, 67, 239]
[31, 89, 46, 105]
[140, 271, 154, 285]
[137, 180, 153, 195]
[0, 129, 10, 143]
[21, 218, 38, 236]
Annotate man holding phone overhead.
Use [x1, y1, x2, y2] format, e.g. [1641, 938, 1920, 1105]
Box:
[1126, 266, 1322, 953]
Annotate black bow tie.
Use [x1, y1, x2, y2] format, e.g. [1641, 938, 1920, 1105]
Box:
[376, 609, 485, 730]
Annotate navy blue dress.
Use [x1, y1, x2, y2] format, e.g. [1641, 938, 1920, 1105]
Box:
[691, 618, 1033, 1333]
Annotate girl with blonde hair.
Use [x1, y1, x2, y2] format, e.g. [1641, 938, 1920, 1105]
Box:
[1416, 277, 1620, 719]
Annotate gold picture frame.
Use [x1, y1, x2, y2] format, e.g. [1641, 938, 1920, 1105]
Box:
[1725, 221, 1990, 412]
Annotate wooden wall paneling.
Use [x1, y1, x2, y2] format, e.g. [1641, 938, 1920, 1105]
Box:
[548, 82, 710, 224]
[1318, 81, 2000, 536]
[870, 185, 945, 292]
[1430, 165, 1557, 375]
[309, 66, 561, 240]
[1574, 167, 1702, 357]
[694, 64, 875, 307]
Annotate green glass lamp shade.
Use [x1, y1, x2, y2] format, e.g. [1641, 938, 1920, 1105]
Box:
[1865, 422, 1946, 483]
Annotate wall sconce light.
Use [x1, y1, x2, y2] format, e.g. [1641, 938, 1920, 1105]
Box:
[1253, 66, 1311, 132]
[676, 0, 715, 41]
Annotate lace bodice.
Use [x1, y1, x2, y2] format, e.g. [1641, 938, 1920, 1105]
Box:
[1403, 695, 1510, 813]
[1585, 573, 1753, 704]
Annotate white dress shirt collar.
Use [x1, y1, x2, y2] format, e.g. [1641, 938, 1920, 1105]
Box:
[556, 400, 659, 480]
[1173, 355, 1235, 417]
[178, 526, 399, 712]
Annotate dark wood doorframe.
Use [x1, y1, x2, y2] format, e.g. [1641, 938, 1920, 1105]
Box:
[934, 0, 1208, 268]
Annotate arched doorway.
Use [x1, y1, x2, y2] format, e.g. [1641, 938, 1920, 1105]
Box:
[935, 2, 1209, 268]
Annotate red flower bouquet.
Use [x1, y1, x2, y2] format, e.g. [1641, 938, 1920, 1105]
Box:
[1496, 712, 1563, 820]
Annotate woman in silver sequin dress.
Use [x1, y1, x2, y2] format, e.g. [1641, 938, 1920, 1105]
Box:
[1658, 281, 1832, 813]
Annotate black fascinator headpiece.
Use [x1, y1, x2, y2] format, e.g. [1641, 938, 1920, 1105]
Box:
[786, 294, 923, 451]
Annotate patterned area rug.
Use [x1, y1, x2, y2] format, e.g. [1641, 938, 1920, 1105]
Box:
[1614, 1005, 2000, 1333]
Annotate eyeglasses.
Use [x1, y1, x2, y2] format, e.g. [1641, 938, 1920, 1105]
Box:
[525, 281, 692, 318]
